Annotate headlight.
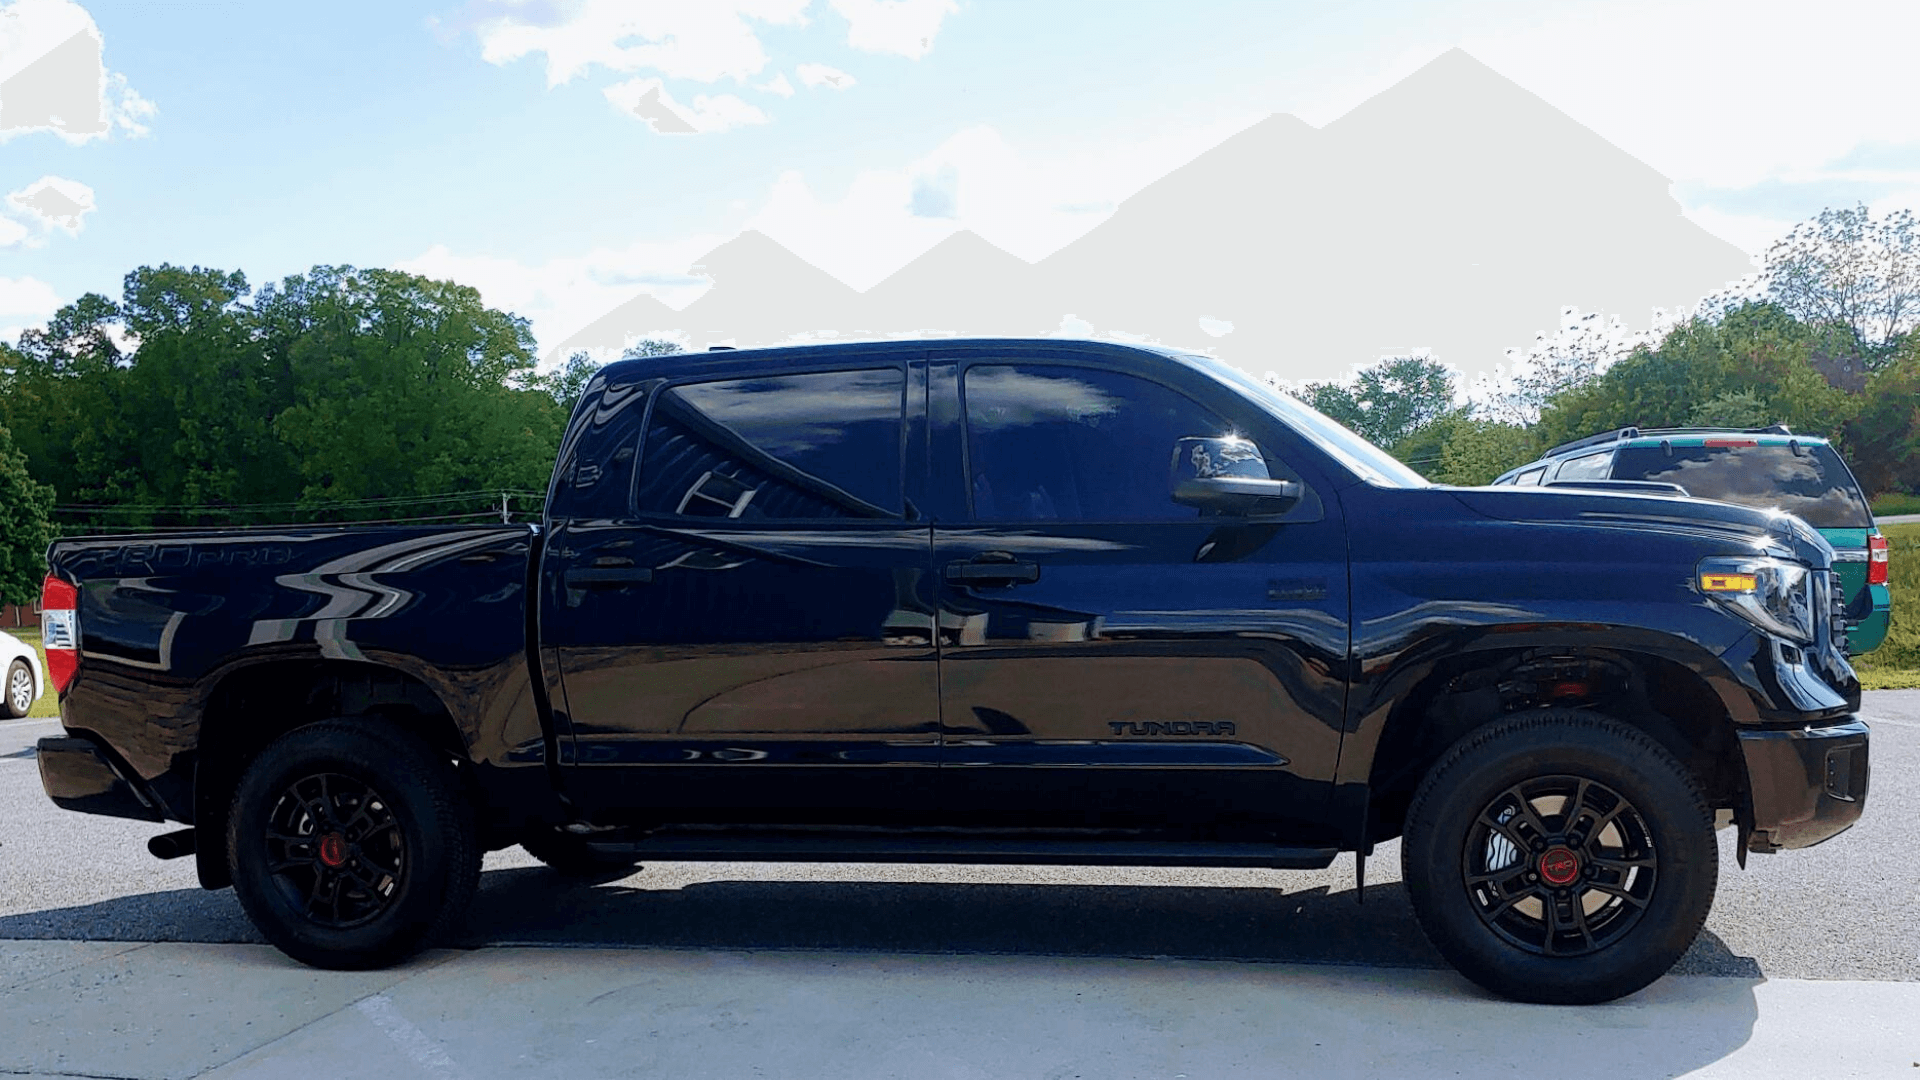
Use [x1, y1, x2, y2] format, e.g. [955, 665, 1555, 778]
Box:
[1697, 556, 1815, 643]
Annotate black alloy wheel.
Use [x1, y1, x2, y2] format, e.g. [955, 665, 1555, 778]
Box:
[228, 720, 479, 970]
[1402, 709, 1717, 1005]
[263, 772, 406, 929]
[1463, 775, 1656, 958]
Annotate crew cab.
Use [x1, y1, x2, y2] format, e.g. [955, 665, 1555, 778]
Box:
[37, 339, 1869, 1004]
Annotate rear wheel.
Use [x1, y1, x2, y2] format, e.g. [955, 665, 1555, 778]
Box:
[4, 659, 32, 718]
[1401, 709, 1717, 1005]
[227, 721, 479, 970]
[520, 828, 643, 877]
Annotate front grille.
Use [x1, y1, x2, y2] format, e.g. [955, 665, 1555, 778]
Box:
[1827, 569, 1850, 658]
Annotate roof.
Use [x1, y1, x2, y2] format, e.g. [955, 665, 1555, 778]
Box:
[1539, 424, 1823, 459]
[596, 336, 1184, 384]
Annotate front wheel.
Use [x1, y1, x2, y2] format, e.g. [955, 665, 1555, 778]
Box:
[227, 721, 480, 970]
[1401, 710, 1718, 1005]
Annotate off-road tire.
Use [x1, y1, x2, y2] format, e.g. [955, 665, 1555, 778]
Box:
[227, 720, 480, 970]
[1401, 709, 1717, 1005]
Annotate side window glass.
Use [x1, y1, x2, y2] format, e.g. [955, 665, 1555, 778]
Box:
[963, 364, 1234, 522]
[1515, 467, 1547, 487]
[1554, 450, 1615, 481]
[637, 368, 904, 520]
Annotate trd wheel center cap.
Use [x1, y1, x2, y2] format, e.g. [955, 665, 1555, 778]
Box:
[1538, 845, 1581, 887]
[317, 832, 349, 869]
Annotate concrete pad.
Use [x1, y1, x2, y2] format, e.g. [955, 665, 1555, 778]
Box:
[0, 939, 150, 993]
[0, 943, 454, 1080]
[202, 947, 1920, 1080]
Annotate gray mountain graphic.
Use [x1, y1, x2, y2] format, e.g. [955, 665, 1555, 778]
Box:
[0, 30, 106, 138]
[554, 49, 1750, 379]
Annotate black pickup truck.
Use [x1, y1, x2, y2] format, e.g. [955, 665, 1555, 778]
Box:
[37, 339, 1868, 1004]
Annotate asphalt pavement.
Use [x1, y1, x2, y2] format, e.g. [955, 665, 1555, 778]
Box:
[2, 695, 1918, 1078]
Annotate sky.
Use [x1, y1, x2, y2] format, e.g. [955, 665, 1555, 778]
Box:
[5, 0, 1920, 370]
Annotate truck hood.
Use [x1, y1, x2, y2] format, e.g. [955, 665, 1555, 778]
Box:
[1449, 486, 1836, 570]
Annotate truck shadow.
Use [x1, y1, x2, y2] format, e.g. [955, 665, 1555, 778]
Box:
[0, 869, 1767, 1078]
[0, 864, 1762, 979]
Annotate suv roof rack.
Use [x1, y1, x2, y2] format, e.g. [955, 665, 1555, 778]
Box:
[1541, 424, 1794, 459]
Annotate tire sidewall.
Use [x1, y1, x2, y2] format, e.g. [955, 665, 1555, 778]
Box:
[5, 659, 30, 718]
[1403, 715, 1717, 1004]
[227, 724, 465, 969]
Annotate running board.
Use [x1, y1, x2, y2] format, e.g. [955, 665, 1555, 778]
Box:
[586, 829, 1337, 870]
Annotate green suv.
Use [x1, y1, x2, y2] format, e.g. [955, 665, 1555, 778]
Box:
[1494, 426, 1891, 653]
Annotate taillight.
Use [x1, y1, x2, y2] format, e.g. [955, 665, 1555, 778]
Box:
[1868, 534, 1889, 586]
[39, 575, 78, 693]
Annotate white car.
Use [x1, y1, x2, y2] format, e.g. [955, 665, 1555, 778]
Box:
[2, 629, 43, 719]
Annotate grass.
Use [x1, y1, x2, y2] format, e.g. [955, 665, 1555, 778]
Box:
[1852, 522, 1920, 690]
[5, 626, 58, 719]
[1871, 491, 1920, 517]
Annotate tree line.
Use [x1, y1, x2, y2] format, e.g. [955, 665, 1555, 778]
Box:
[1294, 205, 1920, 490]
[0, 263, 678, 604]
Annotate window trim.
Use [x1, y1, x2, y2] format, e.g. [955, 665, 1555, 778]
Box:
[954, 357, 1309, 526]
[629, 361, 912, 524]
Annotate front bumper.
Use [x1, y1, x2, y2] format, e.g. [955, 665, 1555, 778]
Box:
[38, 736, 164, 822]
[1738, 719, 1868, 852]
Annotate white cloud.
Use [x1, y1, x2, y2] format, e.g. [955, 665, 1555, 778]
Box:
[828, 0, 957, 59]
[757, 71, 794, 97]
[6, 173, 94, 233]
[0, 273, 63, 341]
[744, 116, 1263, 289]
[473, 0, 810, 86]
[796, 62, 855, 90]
[0, 214, 26, 247]
[396, 234, 727, 361]
[0, 0, 153, 142]
[604, 76, 768, 134]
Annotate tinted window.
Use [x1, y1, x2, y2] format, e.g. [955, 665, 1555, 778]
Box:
[637, 368, 904, 520]
[1555, 450, 1614, 481]
[1612, 443, 1871, 528]
[963, 364, 1232, 521]
[1516, 467, 1547, 487]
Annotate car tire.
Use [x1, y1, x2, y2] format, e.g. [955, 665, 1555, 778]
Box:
[1401, 709, 1717, 1005]
[520, 829, 643, 876]
[227, 720, 480, 970]
[4, 659, 32, 718]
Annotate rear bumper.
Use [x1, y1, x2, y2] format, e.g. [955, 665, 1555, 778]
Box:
[1738, 719, 1868, 852]
[38, 736, 165, 822]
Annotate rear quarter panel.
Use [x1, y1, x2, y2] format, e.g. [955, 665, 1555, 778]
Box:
[47, 526, 544, 820]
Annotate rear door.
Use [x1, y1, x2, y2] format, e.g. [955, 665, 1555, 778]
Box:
[925, 349, 1350, 839]
[541, 358, 941, 824]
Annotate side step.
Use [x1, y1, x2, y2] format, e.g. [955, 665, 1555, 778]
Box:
[585, 828, 1337, 870]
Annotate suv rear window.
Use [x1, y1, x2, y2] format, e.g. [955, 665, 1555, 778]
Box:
[1611, 443, 1871, 528]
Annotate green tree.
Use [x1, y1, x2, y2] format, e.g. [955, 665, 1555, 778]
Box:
[1534, 302, 1858, 455]
[1759, 203, 1919, 368]
[1292, 354, 1457, 450]
[264, 267, 566, 512]
[1434, 419, 1534, 486]
[543, 339, 683, 415]
[0, 422, 55, 605]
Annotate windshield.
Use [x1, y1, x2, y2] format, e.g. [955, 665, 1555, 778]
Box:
[1176, 352, 1432, 488]
[1611, 443, 1872, 529]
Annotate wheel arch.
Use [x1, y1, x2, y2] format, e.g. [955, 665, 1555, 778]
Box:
[1353, 636, 1750, 848]
[191, 658, 469, 889]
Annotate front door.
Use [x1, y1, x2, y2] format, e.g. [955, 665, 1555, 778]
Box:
[543, 361, 940, 824]
[928, 354, 1350, 840]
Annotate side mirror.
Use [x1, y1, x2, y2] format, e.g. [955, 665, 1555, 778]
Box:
[1169, 436, 1302, 515]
